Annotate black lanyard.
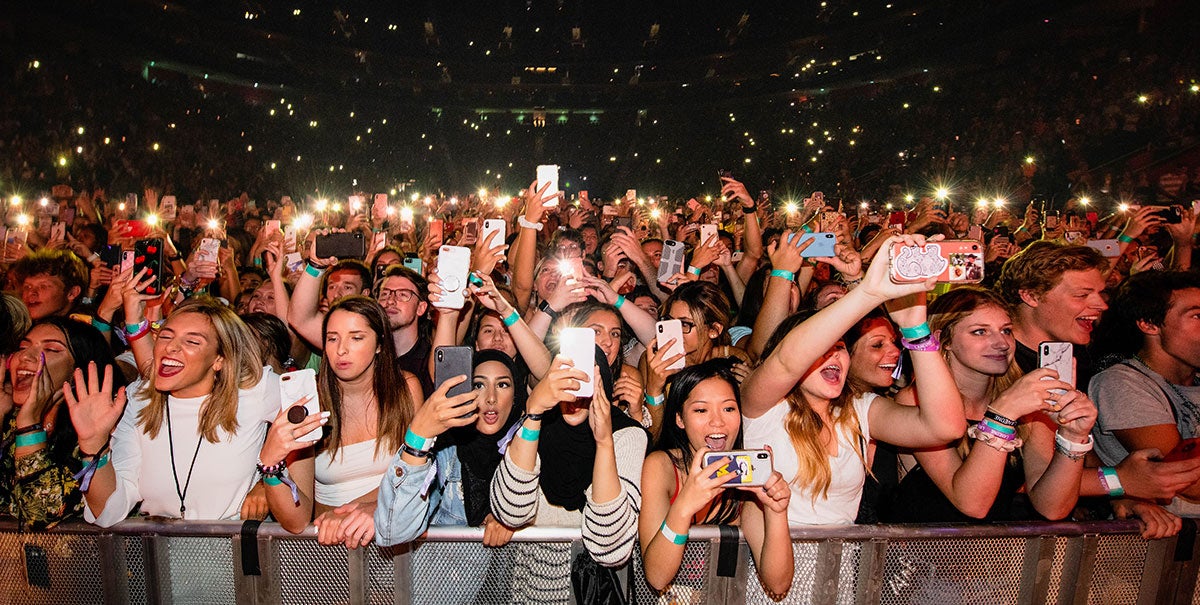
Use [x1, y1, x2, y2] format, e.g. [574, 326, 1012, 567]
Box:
[164, 401, 204, 518]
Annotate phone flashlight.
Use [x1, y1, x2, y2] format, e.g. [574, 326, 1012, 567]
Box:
[16, 213, 30, 226]
[294, 213, 313, 229]
[785, 202, 798, 214]
[315, 199, 328, 211]
[1079, 197, 1090, 206]
[558, 260, 573, 275]
[1118, 203, 1130, 212]
[400, 207, 414, 222]
[935, 188, 949, 201]
[207, 218, 220, 230]
[331, 203, 342, 213]
[39, 197, 49, 207]
[9, 196, 21, 206]
[424, 197, 433, 206]
[385, 206, 396, 216]
[118, 202, 127, 211]
[495, 197, 509, 208]
[146, 214, 159, 226]
[650, 208, 661, 219]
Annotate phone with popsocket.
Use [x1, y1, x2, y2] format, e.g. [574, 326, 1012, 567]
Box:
[280, 369, 322, 442]
[702, 449, 773, 487]
[888, 240, 985, 284]
[432, 245, 471, 309]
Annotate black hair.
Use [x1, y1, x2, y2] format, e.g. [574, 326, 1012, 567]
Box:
[1093, 270, 1200, 362]
[242, 313, 293, 370]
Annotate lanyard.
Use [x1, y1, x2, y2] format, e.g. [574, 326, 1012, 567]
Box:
[164, 401, 204, 518]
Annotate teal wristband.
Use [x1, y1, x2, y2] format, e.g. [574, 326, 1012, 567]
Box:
[502, 309, 520, 327]
[645, 393, 665, 407]
[125, 320, 149, 335]
[687, 265, 702, 276]
[613, 295, 626, 310]
[801, 224, 814, 233]
[899, 322, 931, 340]
[1117, 234, 1134, 244]
[305, 263, 324, 278]
[769, 269, 796, 282]
[404, 429, 434, 452]
[980, 418, 1015, 435]
[518, 426, 541, 442]
[15, 431, 47, 447]
[263, 475, 283, 486]
[660, 521, 688, 545]
[91, 318, 112, 333]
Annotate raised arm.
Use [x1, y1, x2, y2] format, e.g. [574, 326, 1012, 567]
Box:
[287, 233, 337, 348]
[469, 273, 552, 379]
[721, 178, 764, 283]
[748, 232, 812, 361]
[582, 275, 656, 346]
[510, 182, 551, 313]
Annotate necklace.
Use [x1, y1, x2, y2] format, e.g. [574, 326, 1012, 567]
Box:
[164, 400, 204, 518]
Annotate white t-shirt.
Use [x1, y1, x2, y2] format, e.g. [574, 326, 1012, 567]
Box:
[85, 369, 280, 527]
[314, 439, 391, 506]
[743, 393, 875, 525]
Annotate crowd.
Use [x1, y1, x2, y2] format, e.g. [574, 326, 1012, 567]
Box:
[2, 169, 1200, 601]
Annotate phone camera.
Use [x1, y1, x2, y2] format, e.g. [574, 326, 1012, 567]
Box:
[756, 452, 769, 460]
[437, 351, 444, 361]
[1043, 346, 1049, 355]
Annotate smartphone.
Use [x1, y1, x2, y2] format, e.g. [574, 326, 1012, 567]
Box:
[348, 195, 365, 215]
[888, 211, 907, 228]
[120, 250, 136, 274]
[99, 243, 122, 269]
[116, 219, 152, 239]
[179, 204, 196, 228]
[614, 216, 633, 230]
[558, 327, 596, 398]
[429, 218, 445, 243]
[434, 346, 474, 399]
[557, 257, 584, 281]
[125, 192, 139, 212]
[717, 169, 732, 180]
[537, 164, 560, 207]
[402, 255, 423, 274]
[196, 237, 221, 264]
[482, 219, 506, 249]
[702, 450, 773, 488]
[462, 217, 480, 241]
[284, 252, 304, 274]
[315, 232, 366, 259]
[49, 221, 66, 241]
[1085, 239, 1121, 258]
[1045, 213, 1059, 229]
[656, 320, 686, 371]
[1038, 342, 1073, 399]
[1064, 231, 1083, 244]
[133, 238, 165, 295]
[373, 193, 388, 216]
[992, 236, 1011, 248]
[789, 232, 837, 258]
[625, 189, 637, 204]
[657, 240, 686, 283]
[889, 241, 986, 284]
[967, 225, 984, 241]
[159, 195, 178, 221]
[820, 211, 840, 232]
[699, 223, 719, 244]
[433, 245, 471, 309]
[1151, 206, 1184, 224]
[1162, 438, 1200, 463]
[279, 369, 322, 442]
[264, 219, 281, 236]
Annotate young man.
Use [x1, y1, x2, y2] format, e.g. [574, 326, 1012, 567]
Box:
[288, 258, 372, 345]
[376, 265, 432, 396]
[1090, 271, 1200, 517]
[994, 241, 1109, 386]
[13, 249, 89, 320]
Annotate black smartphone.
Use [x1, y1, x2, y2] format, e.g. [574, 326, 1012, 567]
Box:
[614, 216, 633, 230]
[717, 169, 732, 181]
[99, 243, 122, 269]
[315, 232, 366, 259]
[133, 238, 165, 296]
[434, 346, 474, 399]
[1151, 206, 1184, 224]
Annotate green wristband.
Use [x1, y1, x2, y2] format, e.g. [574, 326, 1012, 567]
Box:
[305, 263, 324, 278]
[15, 431, 47, 447]
[502, 309, 520, 327]
[1118, 234, 1134, 244]
[899, 322, 931, 340]
[769, 269, 796, 282]
[518, 426, 541, 442]
[613, 294, 626, 310]
[263, 475, 283, 487]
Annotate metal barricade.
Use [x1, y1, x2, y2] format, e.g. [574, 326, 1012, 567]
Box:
[0, 519, 1195, 604]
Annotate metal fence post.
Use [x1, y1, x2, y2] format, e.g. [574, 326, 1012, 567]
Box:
[853, 539, 887, 605]
[389, 543, 414, 605]
[1018, 535, 1056, 605]
[348, 544, 369, 605]
[1058, 534, 1099, 605]
[1136, 535, 1178, 605]
[811, 539, 845, 605]
[97, 533, 130, 605]
[141, 534, 172, 605]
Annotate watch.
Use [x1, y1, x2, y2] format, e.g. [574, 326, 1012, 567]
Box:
[539, 300, 561, 321]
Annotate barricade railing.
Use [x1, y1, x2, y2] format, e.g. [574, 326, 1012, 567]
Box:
[0, 518, 1196, 604]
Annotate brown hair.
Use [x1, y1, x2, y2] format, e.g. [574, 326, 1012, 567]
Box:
[659, 281, 733, 346]
[137, 298, 264, 443]
[928, 287, 1023, 402]
[994, 241, 1107, 308]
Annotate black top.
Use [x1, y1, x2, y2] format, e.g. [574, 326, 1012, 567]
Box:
[882, 437, 1036, 523]
[395, 338, 433, 397]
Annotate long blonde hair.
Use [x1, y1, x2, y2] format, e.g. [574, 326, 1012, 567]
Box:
[763, 311, 871, 502]
[137, 297, 265, 443]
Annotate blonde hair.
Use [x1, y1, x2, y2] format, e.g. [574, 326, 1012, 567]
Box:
[137, 298, 264, 443]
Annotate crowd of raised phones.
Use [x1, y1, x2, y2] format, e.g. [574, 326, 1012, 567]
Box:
[2, 179, 1200, 601]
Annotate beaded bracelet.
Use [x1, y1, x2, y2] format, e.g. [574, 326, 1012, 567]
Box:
[256, 458, 300, 504]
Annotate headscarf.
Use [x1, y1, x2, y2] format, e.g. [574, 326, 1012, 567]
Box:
[537, 345, 643, 511]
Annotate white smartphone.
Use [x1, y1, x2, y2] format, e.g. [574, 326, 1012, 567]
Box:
[1085, 239, 1121, 258]
[283, 226, 298, 253]
[559, 327, 596, 398]
[482, 219, 506, 250]
[284, 252, 304, 274]
[656, 320, 686, 371]
[196, 237, 220, 264]
[702, 449, 773, 487]
[699, 223, 718, 245]
[280, 369, 322, 442]
[1038, 341, 1073, 400]
[433, 245, 472, 309]
[49, 222, 66, 241]
[159, 195, 178, 221]
[536, 164, 560, 207]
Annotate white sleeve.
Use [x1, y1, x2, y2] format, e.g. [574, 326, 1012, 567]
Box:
[84, 392, 145, 528]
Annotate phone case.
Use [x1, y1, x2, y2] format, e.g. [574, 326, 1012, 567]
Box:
[1064, 231, 1083, 244]
[99, 244, 122, 268]
[284, 252, 305, 274]
[537, 165, 560, 206]
[133, 238, 165, 295]
[315, 232, 366, 259]
[656, 320, 686, 371]
[657, 240, 686, 283]
[702, 450, 773, 487]
[434, 346, 474, 399]
[280, 369, 322, 442]
[50, 222, 66, 241]
[462, 218, 480, 240]
[559, 327, 596, 397]
[789, 232, 837, 257]
[558, 257, 584, 281]
[699, 223, 719, 244]
[433, 245, 471, 309]
[1038, 341, 1073, 397]
[1085, 239, 1120, 258]
[159, 196, 178, 221]
[196, 237, 220, 264]
[968, 225, 984, 241]
[889, 241, 985, 284]
[429, 219, 445, 242]
[482, 219, 506, 249]
[820, 211, 840, 232]
[120, 250, 136, 274]
[402, 256, 423, 274]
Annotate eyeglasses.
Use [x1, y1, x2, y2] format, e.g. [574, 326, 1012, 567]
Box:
[661, 317, 697, 334]
[378, 288, 419, 302]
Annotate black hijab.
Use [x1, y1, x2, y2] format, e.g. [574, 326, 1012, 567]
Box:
[538, 345, 643, 511]
[445, 350, 525, 526]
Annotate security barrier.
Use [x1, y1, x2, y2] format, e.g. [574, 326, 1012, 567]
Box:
[0, 519, 1196, 604]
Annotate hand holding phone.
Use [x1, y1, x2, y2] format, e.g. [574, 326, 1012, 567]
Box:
[432, 245, 471, 309]
[559, 327, 596, 397]
[702, 450, 773, 487]
[280, 369, 323, 442]
[656, 320, 686, 371]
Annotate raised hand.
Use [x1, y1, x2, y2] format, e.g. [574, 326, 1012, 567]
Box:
[644, 339, 684, 398]
[407, 375, 480, 441]
[472, 230, 509, 275]
[588, 371, 614, 443]
[63, 362, 127, 453]
[258, 397, 329, 465]
[766, 231, 814, 274]
[674, 449, 739, 519]
[527, 357, 589, 415]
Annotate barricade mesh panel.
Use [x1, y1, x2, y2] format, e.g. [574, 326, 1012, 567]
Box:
[1043, 537, 1069, 605]
[630, 539, 710, 604]
[166, 537, 236, 604]
[1086, 534, 1147, 605]
[367, 546, 396, 605]
[878, 537, 1027, 605]
[277, 539, 350, 604]
[0, 532, 104, 605]
[743, 540, 863, 604]
[410, 540, 549, 604]
[123, 535, 147, 605]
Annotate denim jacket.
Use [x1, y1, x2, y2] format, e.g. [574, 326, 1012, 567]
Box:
[375, 445, 467, 547]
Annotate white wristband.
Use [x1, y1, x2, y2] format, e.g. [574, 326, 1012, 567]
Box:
[517, 216, 543, 231]
[1054, 431, 1094, 453]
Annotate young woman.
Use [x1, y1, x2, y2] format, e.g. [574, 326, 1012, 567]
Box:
[257, 296, 423, 547]
[639, 359, 792, 599]
[885, 287, 1098, 522]
[740, 235, 968, 525]
[67, 294, 278, 527]
[1, 318, 123, 529]
[375, 350, 523, 549]
[559, 299, 649, 428]
[490, 352, 647, 602]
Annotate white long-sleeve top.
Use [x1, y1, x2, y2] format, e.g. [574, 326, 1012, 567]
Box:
[489, 425, 646, 567]
[85, 371, 279, 527]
